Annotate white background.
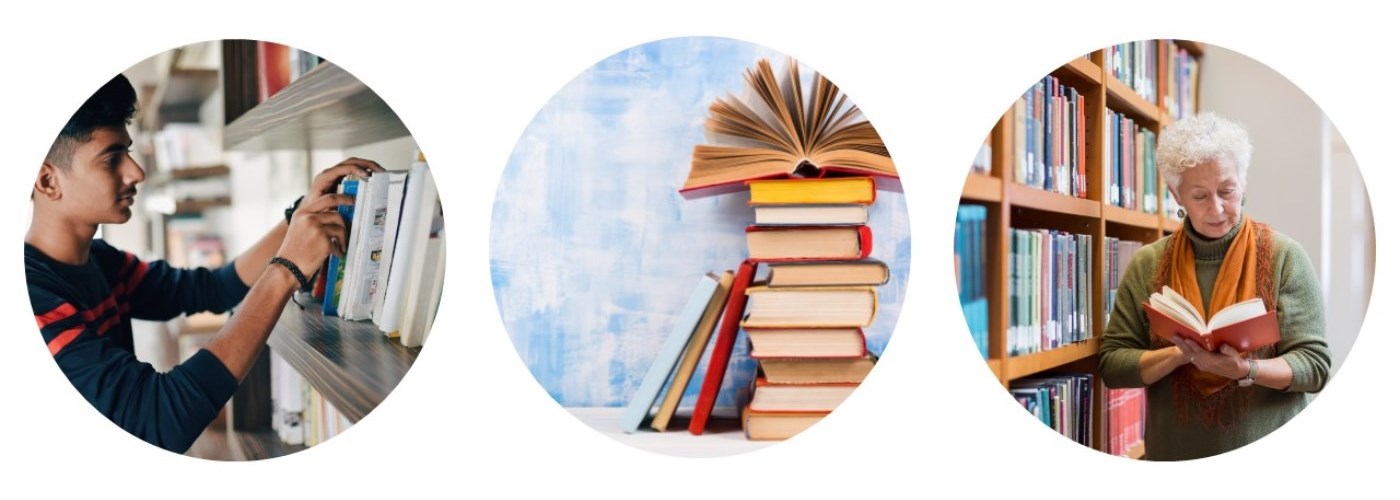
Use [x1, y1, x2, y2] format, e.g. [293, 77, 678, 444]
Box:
[0, 1, 1389, 497]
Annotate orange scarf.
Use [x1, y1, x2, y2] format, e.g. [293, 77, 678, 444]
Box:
[1151, 216, 1276, 423]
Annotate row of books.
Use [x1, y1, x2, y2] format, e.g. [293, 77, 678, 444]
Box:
[1106, 387, 1146, 457]
[256, 41, 322, 103]
[621, 177, 887, 441]
[1011, 76, 1088, 198]
[1104, 237, 1146, 323]
[1165, 41, 1201, 121]
[1105, 109, 1159, 214]
[304, 152, 446, 348]
[1007, 228, 1093, 356]
[1011, 372, 1094, 448]
[955, 204, 989, 359]
[270, 351, 351, 447]
[1107, 41, 1159, 104]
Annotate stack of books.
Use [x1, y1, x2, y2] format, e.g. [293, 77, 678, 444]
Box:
[740, 176, 886, 440]
[1107, 387, 1146, 457]
[619, 57, 899, 441]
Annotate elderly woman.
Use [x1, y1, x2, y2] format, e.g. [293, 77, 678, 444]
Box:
[1099, 112, 1331, 461]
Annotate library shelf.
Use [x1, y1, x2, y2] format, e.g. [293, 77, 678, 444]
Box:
[141, 67, 220, 129]
[961, 173, 1003, 203]
[986, 358, 1003, 384]
[266, 304, 420, 423]
[1001, 339, 1101, 383]
[1065, 57, 1103, 86]
[568, 407, 772, 458]
[224, 62, 410, 152]
[1105, 76, 1161, 124]
[1007, 183, 1101, 219]
[1103, 205, 1159, 231]
[174, 196, 232, 215]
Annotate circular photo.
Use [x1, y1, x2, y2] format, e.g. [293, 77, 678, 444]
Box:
[26, 40, 443, 460]
[490, 36, 910, 457]
[956, 40, 1371, 461]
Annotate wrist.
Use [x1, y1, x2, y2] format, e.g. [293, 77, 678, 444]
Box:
[267, 256, 310, 292]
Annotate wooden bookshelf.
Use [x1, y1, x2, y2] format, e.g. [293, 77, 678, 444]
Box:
[962, 173, 1002, 203]
[958, 40, 1206, 457]
[224, 62, 410, 151]
[266, 304, 419, 423]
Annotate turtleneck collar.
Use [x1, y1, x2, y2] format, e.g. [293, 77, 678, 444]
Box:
[1182, 217, 1244, 261]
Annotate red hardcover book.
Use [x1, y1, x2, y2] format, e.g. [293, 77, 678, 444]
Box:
[1144, 301, 1280, 353]
[744, 225, 873, 262]
[256, 41, 292, 103]
[688, 260, 758, 435]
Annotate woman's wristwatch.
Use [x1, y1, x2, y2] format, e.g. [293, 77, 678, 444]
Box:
[1237, 358, 1259, 387]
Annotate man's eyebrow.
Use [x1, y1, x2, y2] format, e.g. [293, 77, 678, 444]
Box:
[101, 142, 130, 155]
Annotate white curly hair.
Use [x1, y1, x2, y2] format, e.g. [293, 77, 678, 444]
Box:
[1155, 112, 1252, 190]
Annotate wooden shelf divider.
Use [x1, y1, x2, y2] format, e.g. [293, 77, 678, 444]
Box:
[1002, 339, 1101, 383]
[961, 173, 1003, 203]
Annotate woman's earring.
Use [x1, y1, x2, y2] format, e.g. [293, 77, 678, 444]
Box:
[1242, 196, 1247, 208]
[1176, 207, 1186, 219]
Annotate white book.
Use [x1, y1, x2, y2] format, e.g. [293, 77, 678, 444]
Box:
[378, 160, 433, 337]
[399, 205, 443, 348]
[343, 173, 391, 320]
[371, 171, 410, 324]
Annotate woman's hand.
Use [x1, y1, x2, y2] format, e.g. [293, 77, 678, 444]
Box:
[1170, 336, 1249, 380]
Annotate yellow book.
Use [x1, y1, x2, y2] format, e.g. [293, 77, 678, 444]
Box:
[747, 176, 876, 205]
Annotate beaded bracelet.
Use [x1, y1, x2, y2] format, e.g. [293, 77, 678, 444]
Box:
[269, 256, 312, 291]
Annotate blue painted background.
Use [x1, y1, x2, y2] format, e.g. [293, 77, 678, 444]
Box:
[490, 37, 911, 414]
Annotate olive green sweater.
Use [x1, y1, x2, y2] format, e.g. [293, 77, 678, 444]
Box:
[1098, 221, 1331, 461]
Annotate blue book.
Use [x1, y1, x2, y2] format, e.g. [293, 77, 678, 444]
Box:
[620, 273, 721, 433]
[322, 178, 359, 316]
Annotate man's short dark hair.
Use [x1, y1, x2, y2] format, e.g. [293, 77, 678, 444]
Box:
[45, 73, 138, 169]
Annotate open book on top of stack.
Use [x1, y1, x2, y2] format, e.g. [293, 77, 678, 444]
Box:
[313, 150, 445, 348]
[1144, 285, 1278, 352]
[679, 58, 900, 199]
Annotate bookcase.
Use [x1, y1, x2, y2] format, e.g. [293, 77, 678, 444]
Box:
[183, 40, 423, 460]
[960, 40, 1204, 459]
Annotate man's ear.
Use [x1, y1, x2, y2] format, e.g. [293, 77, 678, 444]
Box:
[35, 163, 62, 201]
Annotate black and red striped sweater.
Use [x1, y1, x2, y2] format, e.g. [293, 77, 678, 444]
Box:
[26, 239, 249, 453]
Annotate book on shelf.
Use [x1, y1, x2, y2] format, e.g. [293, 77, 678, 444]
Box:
[742, 406, 827, 441]
[753, 204, 868, 226]
[621, 273, 723, 433]
[741, 285, 877, 329]
[747, 327, 867, 358]
[374, 153, 445, 347]
[650, 270, 735, 432]
[762, 260, 888, 287]
[1012, 76, 1087, 198]
[1007, 228, 1092, 356]
[757, 355, 875, 385]
[747, 176, 876, 205]
[748, 376, 857, 413]
[256, 41, 291, 103]
[1107, 387, 1146, 457]
[321, 178, 359, 316]
[1010, 373, 1094, 447]
[680, 58, 898, 199]
[1144, 285, 1279, 352]
[370, 171, 410, 321]
[745, 225, 872, 261]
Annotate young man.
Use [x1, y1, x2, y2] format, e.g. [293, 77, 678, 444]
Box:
[27, 73, 383, 453]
